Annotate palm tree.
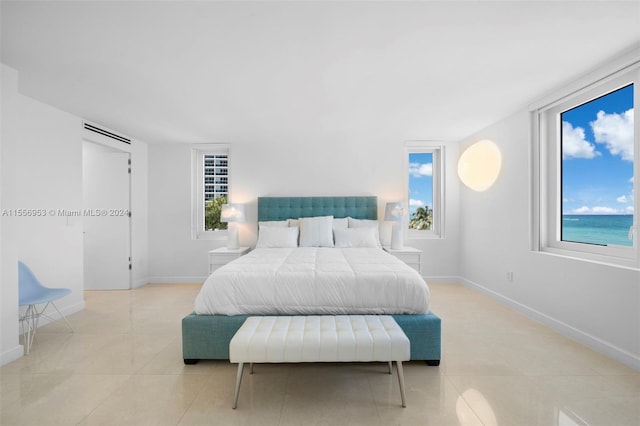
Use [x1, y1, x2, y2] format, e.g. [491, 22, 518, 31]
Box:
[409, 206, 432, 230]
[205, 195, 228, 230]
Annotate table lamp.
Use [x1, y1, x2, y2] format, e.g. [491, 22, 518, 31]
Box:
[220, 203, 246, 249]
[385, 202, 405, 249]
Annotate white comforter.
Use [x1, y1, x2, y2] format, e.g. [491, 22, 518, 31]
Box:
[195, 247, 430, 315]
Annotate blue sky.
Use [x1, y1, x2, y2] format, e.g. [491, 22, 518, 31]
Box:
[562, 84, 634, 215]
[408, 152, 433, 216]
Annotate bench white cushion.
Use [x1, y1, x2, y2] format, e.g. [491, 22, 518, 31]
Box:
[229, 315, 410, 363]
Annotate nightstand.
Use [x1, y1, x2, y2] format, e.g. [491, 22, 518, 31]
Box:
[383, 247, 422, 273]
[208, 247, 250, 274]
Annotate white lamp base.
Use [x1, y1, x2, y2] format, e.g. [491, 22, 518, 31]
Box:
[227, 223, 239, 249]
[390, 222, 403, 250]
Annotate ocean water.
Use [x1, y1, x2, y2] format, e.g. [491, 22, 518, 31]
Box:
[562, 215, 634, 247]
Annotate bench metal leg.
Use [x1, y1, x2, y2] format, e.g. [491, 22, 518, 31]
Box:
[250, 362, 254, 374]
[232, 362, 244, 409]
[387, 361, 392, 374]
[396, 361, 407, 408]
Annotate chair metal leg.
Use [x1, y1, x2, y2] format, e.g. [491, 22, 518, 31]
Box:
[232, 362, 244, 409]
[20, 301, 74, 355]
[396, 361, 407, 408]
[20, 304, 42, 355]
[50, 301, 74, 332]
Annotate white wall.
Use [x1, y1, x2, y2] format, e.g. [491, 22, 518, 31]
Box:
[148, 134, 461, 282]
[0, 64, 149, 365]
[458, 109, 640, 370]
[1, 64, 84, 363]
[0, 66, 21, 364]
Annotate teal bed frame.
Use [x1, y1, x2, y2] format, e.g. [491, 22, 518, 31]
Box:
[182, 196, 441, 365]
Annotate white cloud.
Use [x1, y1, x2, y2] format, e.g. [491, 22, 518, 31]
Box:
[570, 205, 623, 214]
[624, 206, 634, 214]
[409, 162, 432, 178]
[617, 195, 628, 203]
[591, 108, 634, 161]
[409, 199, 425, 207]
[562, 121, 599, 159]
[572, 206, 591, 214]
[591, 206, 619, 214]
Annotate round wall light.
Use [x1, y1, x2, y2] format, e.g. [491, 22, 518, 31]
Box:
[458, 139, 502, 191]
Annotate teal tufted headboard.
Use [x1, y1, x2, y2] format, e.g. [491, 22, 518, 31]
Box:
[258, 196, 377, 222]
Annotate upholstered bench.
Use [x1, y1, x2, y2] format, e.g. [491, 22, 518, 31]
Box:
[229, 315, 410, 409]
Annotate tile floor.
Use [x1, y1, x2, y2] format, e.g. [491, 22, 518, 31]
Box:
[1, 283, 638, 425]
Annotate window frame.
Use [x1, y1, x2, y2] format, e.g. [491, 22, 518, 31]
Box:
[191, 144, 231, 240]
[531, 57, 639, 269]
[405, 141, 446, 239]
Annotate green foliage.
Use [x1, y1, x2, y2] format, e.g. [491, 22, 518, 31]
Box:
[409, 206, 432, 230]
[205, 195, 228, 231]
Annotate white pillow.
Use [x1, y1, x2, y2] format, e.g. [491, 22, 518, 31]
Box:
[347, 217, 382, 248]
[348, 217, 377, 228]
[333, 217, 349, 231]
[292, 218, 348, 231]
[334, 227, 380, 248]
[258, 220, 289, 228]
[256, 226, 299, 248]
[299, 216, 334, 247]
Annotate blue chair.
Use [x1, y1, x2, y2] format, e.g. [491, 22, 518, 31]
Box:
[18, 261, 74, 354]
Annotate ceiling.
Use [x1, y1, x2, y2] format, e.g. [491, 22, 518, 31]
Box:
[2, 1, 639, 145]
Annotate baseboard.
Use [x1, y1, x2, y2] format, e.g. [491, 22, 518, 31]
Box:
[460, 277, 640, 372]
[423, 275, 460, 284]
[146, 276, 206, 284]
[132, 277, 148, 289]
[63, 300, 85, 316]
[0, 344, 24, 366]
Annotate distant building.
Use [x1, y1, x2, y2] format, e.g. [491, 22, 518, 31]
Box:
[204, 154, 228, 201]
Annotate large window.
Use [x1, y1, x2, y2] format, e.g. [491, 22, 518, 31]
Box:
[561, 84, 634, 246]
[406, 142, 444, 238]
[192, 144, 230, 239]
[532, 59, 639, 268]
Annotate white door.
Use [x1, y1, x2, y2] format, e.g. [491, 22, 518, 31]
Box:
[83, 141, 131, 290]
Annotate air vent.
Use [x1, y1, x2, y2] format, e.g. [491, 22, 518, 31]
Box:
[83, 123, 131, 145]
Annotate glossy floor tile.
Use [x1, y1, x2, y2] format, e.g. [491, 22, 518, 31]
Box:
[1, 283, 638, 425]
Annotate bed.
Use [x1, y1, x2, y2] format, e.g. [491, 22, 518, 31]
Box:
[182, 196, 441, 365]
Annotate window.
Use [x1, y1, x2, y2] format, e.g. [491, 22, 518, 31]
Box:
[406, 142, 445, 238]
[561, 84, 634, 246]
[532, 59, 639, 268]
[192, 144, 230, 239]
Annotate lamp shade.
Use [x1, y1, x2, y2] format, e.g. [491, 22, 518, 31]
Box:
[220, 204, 246, 223]
[384, 202, 405, 222]
[458, 139, 502, 191]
